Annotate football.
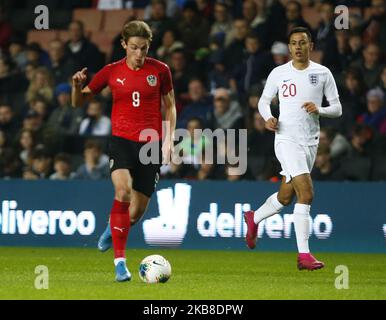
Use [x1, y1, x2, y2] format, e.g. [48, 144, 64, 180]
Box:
[139, 255, 172, 283]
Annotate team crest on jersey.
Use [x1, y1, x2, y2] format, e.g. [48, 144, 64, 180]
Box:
[147, 75, 157, 87]
[309, 74, 319, 86]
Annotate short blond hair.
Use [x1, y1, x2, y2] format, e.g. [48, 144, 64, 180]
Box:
[121, 20, 153, 44]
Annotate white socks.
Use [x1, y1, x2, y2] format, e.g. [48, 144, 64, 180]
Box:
[293, 203, 311, 254]
[253, 192, 284, 224]
[114, 257, 126, 266]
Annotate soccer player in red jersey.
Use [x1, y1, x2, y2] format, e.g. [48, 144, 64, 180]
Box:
[72, 21, 176, 282]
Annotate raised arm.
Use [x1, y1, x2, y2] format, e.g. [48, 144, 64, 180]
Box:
[71, 68, 94, 107]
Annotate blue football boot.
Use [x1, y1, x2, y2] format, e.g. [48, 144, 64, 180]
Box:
[115, 260, 132, 282]
[97, 222, 112, 252]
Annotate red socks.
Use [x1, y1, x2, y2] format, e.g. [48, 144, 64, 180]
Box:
[110, 200, 130, 258]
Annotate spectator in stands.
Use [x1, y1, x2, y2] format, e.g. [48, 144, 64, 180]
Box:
[22, 109, 60, 154]
[26, 66, 54, 104]
[65, 20, 104, 74]
[196, 0, 213, 21]
[207, 45, 230, 93]
[48, 83, 83, 135]
[378, 65, 386, 96]
[210, 1, 233, 47]
[25, 42, 50, 67]
[245, 84, 263, 115]
[319, 127, 351, 160]
[79, 99, 111, 136]
[177, 78, 213, 128]
[358, 87, 386, 135]
[311, 144, 341, 181]
[48, 39, 76, 85]
[230, 32, 270, 96]
[336, 124, 374, 181]
[348, 124, 375, 157]
[284, 1, 311, 33]
[270, 41, 289, 68]
[50, 153, 74, 180]
[8, 35, 28, 70]
[30, 97, 50, 122]
[340, 67, 367, 118]
[17, 128, 36, 166]
[351, 42, 384, 88]
[347, 31, 364, 66]
[0, 104, 20, 142]
[170, 49, 192, 106]
[144, 0, 179, 19]
[173, 116, 210, 179]
[332, 30, 351, 73]
[156, 29, 184, 65]
[242, 0, 268, 47]
[212, 87, 243, 130]
[74, 140, 110, 180]
[24, 62, 37, 83]
[0, 55, 27, 107]
[177, 1, 210, 54]
[321, 69, 364, 136]
[224, 19, 249, 72]
[363, 0, 386, 51]
[242, 0, 265, 29]
[247, 110, 275, 180]
[0, 148, 22, 178]
[315, 1, 336, 51]
[28, 147, 53, 179]
[146, 0, 175, 54]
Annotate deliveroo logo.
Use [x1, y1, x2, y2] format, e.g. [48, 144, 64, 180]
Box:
[143, 183, 191, 247]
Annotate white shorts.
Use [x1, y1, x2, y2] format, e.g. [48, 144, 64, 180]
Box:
[274, 139, 318, 183]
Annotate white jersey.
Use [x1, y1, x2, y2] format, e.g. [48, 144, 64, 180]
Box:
[259, 60, 341, 146]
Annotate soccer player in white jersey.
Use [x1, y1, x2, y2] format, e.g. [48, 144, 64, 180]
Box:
[244, 27, 342, 270]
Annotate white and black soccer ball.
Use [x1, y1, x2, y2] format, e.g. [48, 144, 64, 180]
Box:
[139, 255, 171, 284]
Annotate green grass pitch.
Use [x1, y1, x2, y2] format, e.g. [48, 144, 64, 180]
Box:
[0, 247, 385, 300]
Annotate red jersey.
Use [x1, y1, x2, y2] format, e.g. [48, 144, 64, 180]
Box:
[88, 57, 173, 142]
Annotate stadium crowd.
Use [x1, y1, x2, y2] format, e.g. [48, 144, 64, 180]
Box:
[0, 0, 386, 181]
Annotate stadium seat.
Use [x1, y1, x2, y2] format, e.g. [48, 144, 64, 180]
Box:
[27, 30, 59, 51]
[310, 50, 323, 63]
[302, 7, 322, 30]
[103, 9, 134, 32]
[73, 8, 103, 32]
[90, 31, 117, 60]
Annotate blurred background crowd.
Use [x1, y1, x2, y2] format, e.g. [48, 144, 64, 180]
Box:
[0, 0, 385, 182]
